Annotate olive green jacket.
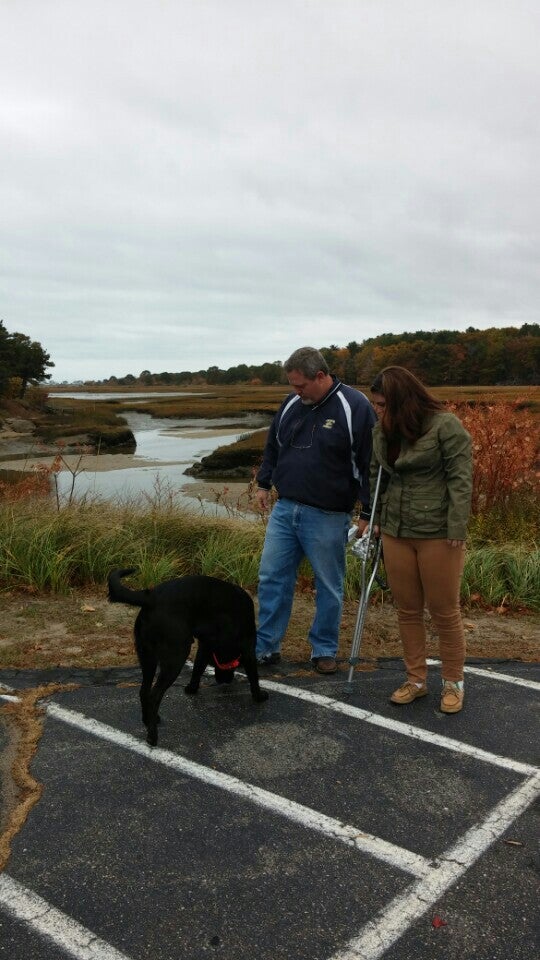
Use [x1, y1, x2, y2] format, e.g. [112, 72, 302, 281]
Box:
[370, 411, 472, 540]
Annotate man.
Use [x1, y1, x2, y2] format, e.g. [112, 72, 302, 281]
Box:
[255, 346, 375, 674]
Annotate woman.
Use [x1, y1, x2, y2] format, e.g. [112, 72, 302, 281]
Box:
[360, 366, 472, 713]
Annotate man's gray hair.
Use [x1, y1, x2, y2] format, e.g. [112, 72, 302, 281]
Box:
[284, 346, 329, 378]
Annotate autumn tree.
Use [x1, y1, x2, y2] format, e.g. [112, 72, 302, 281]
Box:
[98, 323, 540, 387]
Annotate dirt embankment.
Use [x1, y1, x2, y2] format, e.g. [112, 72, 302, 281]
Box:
[0, 397, 135, 464]
[0, 588, 537, 673]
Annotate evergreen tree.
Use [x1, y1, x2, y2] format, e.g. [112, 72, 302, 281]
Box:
[0, 321, 54, 397]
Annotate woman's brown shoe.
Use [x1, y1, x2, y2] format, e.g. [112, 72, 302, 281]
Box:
[440, 681, 464, 713]
[390, 681, 428, 704]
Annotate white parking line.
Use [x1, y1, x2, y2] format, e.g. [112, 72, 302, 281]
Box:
[331, 771, 540, 960]
[0, 874, 132, 960]
[258, 680, 538, 776]
[426, 658, 540, 690]
[2, 677, 539, 960]
[45, 702, 430, 878]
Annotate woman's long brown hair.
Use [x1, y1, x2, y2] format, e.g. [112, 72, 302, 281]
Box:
[371, 366, 443, 442]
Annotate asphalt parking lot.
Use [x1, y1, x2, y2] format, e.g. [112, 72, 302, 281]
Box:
[0, 657, 539, 960]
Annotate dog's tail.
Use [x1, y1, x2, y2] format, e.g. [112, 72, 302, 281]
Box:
[107, 568, 154, 608]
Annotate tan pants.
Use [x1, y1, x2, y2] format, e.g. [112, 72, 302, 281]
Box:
[382, 534, 466, 684]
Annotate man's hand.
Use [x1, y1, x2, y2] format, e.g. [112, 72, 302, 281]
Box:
[256, 487, 270, 512]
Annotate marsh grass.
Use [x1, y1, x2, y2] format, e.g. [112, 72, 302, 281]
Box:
[0, 496, 537, 609]
[194, 527, 264, 585]
[74, 382, 538, 420]
[195, 429, 268, 473]
[2, 515, 75, 592]
[462, 546, 540, 610]
[0, 498, 265, 594]
[118, 384, 287, 420]
[1, 388, 538, 609]
[503, 547, 540, 609]
[39, 398, 135, 448]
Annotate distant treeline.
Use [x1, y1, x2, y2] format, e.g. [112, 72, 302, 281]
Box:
[94, 323, 539, 387]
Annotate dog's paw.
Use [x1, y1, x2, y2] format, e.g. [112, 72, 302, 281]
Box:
[184, 683, 199, 696]
[253, 690, 269, 703]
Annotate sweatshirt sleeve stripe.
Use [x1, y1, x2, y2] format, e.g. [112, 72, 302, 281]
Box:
[336, 389, 359, 480]
[276, 394, 301, 447]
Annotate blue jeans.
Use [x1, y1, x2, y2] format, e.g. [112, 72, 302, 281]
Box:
[256, 498, 351, 660]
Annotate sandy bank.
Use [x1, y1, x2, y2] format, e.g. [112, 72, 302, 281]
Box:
[179, 479, 261, 516]
[0, 451, 182, 473]
[0, 446, 261, 516]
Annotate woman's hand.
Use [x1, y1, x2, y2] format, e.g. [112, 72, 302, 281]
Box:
[447, 539, 465, 548]
[357, 519, 380, 538]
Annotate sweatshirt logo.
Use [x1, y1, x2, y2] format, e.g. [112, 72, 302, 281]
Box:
[322, 419, 335, 429]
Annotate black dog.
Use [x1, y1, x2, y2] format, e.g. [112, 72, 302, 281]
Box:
[108, 568, 268, 746]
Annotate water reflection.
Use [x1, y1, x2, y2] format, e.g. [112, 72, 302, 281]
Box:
[49, 390, 204, 401]
[54, 462, 209, 507]
[53, 410, 263, 515]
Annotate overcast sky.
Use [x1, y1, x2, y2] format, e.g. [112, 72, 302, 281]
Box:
[1, 0, 538, 383]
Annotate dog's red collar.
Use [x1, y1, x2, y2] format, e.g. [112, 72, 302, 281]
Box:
[212, 653, 240, 671]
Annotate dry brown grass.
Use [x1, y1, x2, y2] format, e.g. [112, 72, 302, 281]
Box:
[0, 684, 78, 869]
[107, 383, 540, 420]
[0, 587, 537, 674]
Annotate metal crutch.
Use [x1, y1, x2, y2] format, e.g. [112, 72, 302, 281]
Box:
[344, 465, 384, 693]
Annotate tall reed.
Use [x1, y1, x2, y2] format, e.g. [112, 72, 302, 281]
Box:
[1, 497, 536, 609]
[0, 498, 265, 594]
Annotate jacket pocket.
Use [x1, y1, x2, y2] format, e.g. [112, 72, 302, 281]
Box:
[405, 496, 447, 535]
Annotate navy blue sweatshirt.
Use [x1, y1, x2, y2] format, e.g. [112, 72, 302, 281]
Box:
[256, 377, 376, 512]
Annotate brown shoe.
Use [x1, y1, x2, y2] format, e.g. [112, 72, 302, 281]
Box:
[440, 681, 464, 714]
[313, 657, 338, 674]
[390, 681, 428, 704]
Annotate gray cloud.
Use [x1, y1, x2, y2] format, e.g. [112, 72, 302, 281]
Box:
[1, 0, 539, 381]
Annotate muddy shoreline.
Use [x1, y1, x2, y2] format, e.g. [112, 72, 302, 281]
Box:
[0, 434, 260, 515]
